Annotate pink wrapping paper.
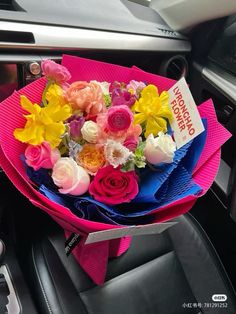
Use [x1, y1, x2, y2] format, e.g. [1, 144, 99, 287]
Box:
[62, 55, 176, 92]
[0, 55, 231, 284]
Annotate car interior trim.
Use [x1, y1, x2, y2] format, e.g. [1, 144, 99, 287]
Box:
[0, 21, 191, 52]
[0, 54, 61, 62]
[201, 65, 234, 199]
[0, 265, 21, 314]
[215, 158, 231, 195]
[202, 64, 236, 105]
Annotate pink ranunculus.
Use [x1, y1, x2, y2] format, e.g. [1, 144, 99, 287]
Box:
[25, 142, 60, 171]
[65, 81, 106, 116]
[89, 165, 139, 205]
[41, 60, 71, 84]
[107, 105, 133, 132]
[96, 113, 141, 144]
[96, 114, 127, 143]
[123, 136, 138, 152]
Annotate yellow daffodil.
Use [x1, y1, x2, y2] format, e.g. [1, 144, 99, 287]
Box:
[45, 83, 67, 107]
[14, 95, 72, 147]
[132, 84, 173, 138]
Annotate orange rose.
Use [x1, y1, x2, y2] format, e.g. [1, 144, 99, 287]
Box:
[65, 81, 105, 116]
[76, 144, 106, 175]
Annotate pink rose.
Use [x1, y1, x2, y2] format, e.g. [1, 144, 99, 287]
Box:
[52, 158, 90, 195]
[25, 142, 60, 171]
[124, 136, 138, 152]
[107, 105, 133, 132]
[89, 165, 139, 205]
[65, 81, 105, 116]
[41, 60, 71, 84]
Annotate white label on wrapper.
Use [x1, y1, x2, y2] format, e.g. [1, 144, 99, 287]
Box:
[168, 77, 205, 149]
[85, 222, 177, 244]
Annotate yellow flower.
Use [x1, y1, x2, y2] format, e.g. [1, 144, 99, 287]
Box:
[132, 84, 173, 138]
[46, 83, 67, 107]
[14, 95, 72, 147]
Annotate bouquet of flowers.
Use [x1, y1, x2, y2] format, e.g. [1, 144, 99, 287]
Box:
[0, 55, 231, 284]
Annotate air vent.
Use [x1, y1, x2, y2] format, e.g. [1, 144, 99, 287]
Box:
[0, 30, 34, 43]
[156, 27, 178, 37]
[0, 0, 24, 11]
[159, 55, 188, 80]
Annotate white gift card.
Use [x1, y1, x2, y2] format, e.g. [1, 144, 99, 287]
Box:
[168, 77, 205, 149]
[85, 222, 177, 244]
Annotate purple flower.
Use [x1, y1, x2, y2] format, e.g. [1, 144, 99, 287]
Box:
[127, 80, 146, 97]
[68, 115, 85, 140]
[112, 88, 136, 107]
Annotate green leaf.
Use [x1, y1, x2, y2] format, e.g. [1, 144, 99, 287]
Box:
[133, 155, 146, 168]
[134, 140, 145, 158]
[121, 160, 135, 172]
[104, 94, 111, 107]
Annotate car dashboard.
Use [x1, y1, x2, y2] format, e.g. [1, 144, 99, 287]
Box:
[0, 0, 190, 94]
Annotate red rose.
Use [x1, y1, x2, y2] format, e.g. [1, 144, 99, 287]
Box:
[89, 165, 139, 205]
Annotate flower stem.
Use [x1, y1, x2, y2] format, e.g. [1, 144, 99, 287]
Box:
[42, 81, 52, 107]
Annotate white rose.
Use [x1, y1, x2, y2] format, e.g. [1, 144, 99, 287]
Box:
[144, 132, 176, 165]
[91, 80, 110, 95]
[81, 121, 98, 143]
[52, 157, 90, 195]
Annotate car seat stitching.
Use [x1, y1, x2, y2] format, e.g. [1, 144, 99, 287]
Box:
[31, 245, 53, 314]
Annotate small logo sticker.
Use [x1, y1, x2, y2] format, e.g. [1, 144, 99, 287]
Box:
[212, 294, 227, 302]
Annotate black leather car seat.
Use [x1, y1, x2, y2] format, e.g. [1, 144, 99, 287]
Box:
[29, 214, 236, 314]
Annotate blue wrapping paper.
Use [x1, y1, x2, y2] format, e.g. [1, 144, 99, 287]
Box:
[35, 119, 207, 225]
